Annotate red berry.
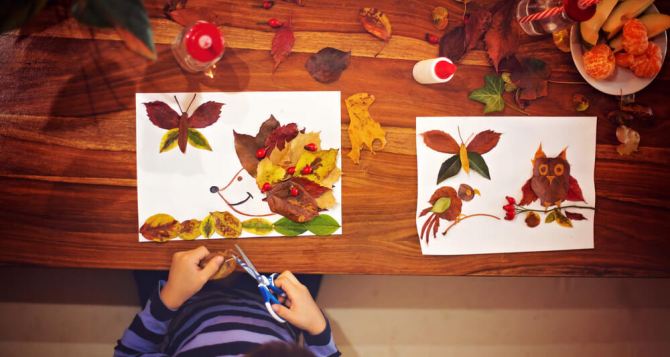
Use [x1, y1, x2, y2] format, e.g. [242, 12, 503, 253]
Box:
[286, 166, 296, 175]
[503, 204, 515, 212]
[504, 211, 515, 220]
[268, 18, 283, 28]
[261, 182, 272, 193]
[425, 33, 439, 45]
[301, 165, 312, 175]
[505, 196, 516, 204]
[256, 148, 267, 159]
[304, 143, 317, 151]
[262, 0, 274, 9]
[290, 186, 299, 197]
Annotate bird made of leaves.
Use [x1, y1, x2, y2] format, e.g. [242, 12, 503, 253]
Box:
[144, 94, 224, 154]
[421, 127, 501, 183]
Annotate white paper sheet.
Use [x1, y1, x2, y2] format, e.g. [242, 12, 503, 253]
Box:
[136, 91, 342, 242]
[416, 116, 597, 255]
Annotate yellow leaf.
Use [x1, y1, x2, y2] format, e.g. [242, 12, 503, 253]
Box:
[289, 132, 321, 164]
[211, 211, 242, 238]
[555, 211, 573, 228]
[474, 189, 481, 196]
[159, 129, 180, 153]
[320, 167, 341, 188]
[140, 213, 180, 242]
[459, 143, 469, 174]
[179, 219, 201, 240]
[345, 93, 387, 164]
[256, 158, 286, 189]
[296, 149, 339, 185]
[315, 190, 337, 209]
[200, 214, 216, 238]
[552, 29, 571, 53]
[268, 144, 292, 167]
[241, 218, 274, 235]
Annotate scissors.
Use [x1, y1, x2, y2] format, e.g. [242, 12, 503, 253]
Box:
[233, 244, 287, 323]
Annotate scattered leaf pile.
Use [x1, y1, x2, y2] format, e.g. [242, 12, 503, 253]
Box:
[345, 93, 387, 164]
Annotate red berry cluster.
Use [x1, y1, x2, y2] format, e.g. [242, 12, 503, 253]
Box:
[503, 196, 516, 220]
[425, 33, 439, 45]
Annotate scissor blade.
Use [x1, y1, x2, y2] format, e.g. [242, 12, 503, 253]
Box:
[234, 244, 260, 279]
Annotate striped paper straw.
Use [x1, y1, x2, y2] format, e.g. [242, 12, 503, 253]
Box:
[518, 6, 563, 23]
[578, 0, 600, 9]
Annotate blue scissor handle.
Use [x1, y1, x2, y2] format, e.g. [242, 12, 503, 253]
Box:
[268, 273, 286, 298]
[259, 285, 281, 305]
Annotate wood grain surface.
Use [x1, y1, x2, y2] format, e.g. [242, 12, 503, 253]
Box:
[1, 0, 669, 276]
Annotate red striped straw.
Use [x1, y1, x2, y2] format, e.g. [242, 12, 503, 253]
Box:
[518, 0, 600, 24]
[578, 0, 599, 9]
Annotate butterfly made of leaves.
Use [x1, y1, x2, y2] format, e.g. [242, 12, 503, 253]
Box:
[144, 95, 224, 153]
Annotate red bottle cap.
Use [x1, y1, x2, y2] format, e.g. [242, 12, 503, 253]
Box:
[563, 0, 596, 22]
[434, 59, 456, 79]
[184, 21, 225, 62]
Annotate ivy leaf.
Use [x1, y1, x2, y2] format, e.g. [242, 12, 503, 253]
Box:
[565, 211, 587, 221]
[467, 151, 491, 179]
[234, 116, 280, 177]
[421, 130, 459, 154]
[273, 217, 308, 236]
[484, 0, 520, 72]
[187, 129, 212, 151]
[271, 18, 295, 72]
[431, 197, 451, 214]
[242, 218, 274, 235]
[437, 155, 461, 184]
[140, 213, 180, 242]
[305, 214, 341, 235]
[159, 129, 180, 153]
[466, 130, 501, 155]
[305, 47, 351, 83]
[469, 75, 505, 114]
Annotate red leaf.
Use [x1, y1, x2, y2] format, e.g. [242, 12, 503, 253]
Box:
[421, 130, 459, 154]
[305, 47, 351, 83]
[466, 130, 501, 154]
[271, 19, 295, 72]
[144, 101, 179, 129]
[566, 175, 586, 202]
[439, 25, 467, 63]
[520, 178, 538, 205]
[484, 0, 520, 72]
[265, 123, 299, 153]
[565, 211, 587, 221]
[233, 116, 280, 176]
[189, 101, 224, 128]
[465, 5, 492, 51]
[290, 177, 329, 198]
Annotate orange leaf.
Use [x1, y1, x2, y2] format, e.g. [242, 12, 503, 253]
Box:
[359, 8, 392, 41]
[466, 130, 501, 154]
[422, 130, 459, 154]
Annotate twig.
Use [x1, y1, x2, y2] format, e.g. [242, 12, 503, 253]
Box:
[442, 213, 500, 235]
[518, 205, 596, 213]
[548, 80, 587, 85]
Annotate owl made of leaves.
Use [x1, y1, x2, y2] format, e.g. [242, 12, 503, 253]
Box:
[520, 144, 585, 208]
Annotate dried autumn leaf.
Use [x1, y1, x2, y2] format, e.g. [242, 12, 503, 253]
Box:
[187, 128, 212, 151]
[315, 190, 336, 209]
[466, 130, 501, 155]
[359, 8, 392, 41]
[271, 19, 295, 72]
[179, 219, 201, 240]
[520, 178, 538, 205]
[545, 210, 556, 223]
[469, 75, 505, 114]
[439, 26, 467, 63]
[437, 155, 461, 184]
[573, 93, 590, 112]
[288, 132, 321, 164]
[319, 167, 341, 187]
[421, 130, 459, 154]
[621, 103, 654, 123]
[464, 5, 492, 51]
[296, 149, 339, 185]
[140, 213, 180, 242]
[345, 92, 387, 164]
[241, 218, 274, 235]
[290, 177, 329, 198]
[616, 125, 640, 156]
[189, 101, 224, 128]
[566, 176, 586, 202]
[555, 210, 573, 228]
[458, 183, 476, 202]
[525, 211, 540, 228]
[565, 211, 587, 221]
[200, 213, 216, 238]
[484, 0, 520, 72]
[256, 158, 287, 189]
[510, 57, 551, 101]
[200, 250, 237, 280]
[144, 101, 179, 129]
[234, 116, 280, 177]
[265, 123, 299, 153]
[432, 6, 449, 30]
[159, 129, 180, 153]
[552, 28, 570, 53]
[305, 47, 351, 83]
[211, 211, 242, 238]
[266, 180, 319, 223]
[501, 72, 517, 92]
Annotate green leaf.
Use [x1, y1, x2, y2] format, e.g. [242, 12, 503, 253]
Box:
[305, 214, 341, 235]
[431, 197, 451, 213]
[467, 152, 491, 180]
[545, 211, 556, 224]
[71, 0, 156, 60]
[273, 217, 308, 236]
[200, 213, 216, 238]
[437, 155, 461, 184]
[0, 0, 48, 33]
[159, 129, 180, 153]
[469, 75, 505, 114]
[187, 129, 213, 151]
[242, 218, 274, 235]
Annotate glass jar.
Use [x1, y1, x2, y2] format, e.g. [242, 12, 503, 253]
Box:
[517, 0, 596, 36]
[172, 21, 225, 73]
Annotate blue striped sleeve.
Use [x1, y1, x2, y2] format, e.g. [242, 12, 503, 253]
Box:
[114, 281, 177, 357]
[304, 318, 341, 357]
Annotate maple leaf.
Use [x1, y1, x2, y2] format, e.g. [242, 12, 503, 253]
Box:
[468, 75, 505, 114]
[271, 18, 295, 72]
[509, 57, 551, 101]
[464, 5, 492, 51]
[439, 25, 466, 62]
[266, 180, 319, 223]
[305, 47, 351, 83]
[345, 92, 387, 164]
[466, 130, 501, 154]
[484, 0, 520, 72]
[233, 116, 280, 177]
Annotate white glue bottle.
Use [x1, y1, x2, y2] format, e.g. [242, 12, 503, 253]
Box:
[412, 57, 456, 84]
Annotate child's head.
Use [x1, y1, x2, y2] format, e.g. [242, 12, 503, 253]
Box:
[245, 341, 316, 357]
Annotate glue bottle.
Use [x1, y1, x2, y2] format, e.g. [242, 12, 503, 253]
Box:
[412, 57, 456, 84]
[172, 21, 225, 73]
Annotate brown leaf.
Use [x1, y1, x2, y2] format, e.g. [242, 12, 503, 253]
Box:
[510, 57, 551, 101]
[200, 250, 237, 280]
[422, 130, 459, 154]
[140, 213, 181, 242]
[520, 178, 538, 205]
[484, 0, 520, 72]
[439, 25, 467, 63]
[290, 177, 329, 198]
[144, 101, 180, 129]
[271, 19, 295, 72]
[266, 180, 319, 223]
[464, 5, 492, 51]
[565, 211, 587, 221]
[566, 175, 586, 202]
[189, 101, 224, 128]
[305, 47, 351, 83]
[466, 130, 501, 155]
[359, 8, 392, 41]
[233, 116, 280, 177]
[525, 212, 541, 228]
[616, 125, 640, 156]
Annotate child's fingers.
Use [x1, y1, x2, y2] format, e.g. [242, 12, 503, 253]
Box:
[280, 271, 301, 285]
[200, 255, 224, 278]
[191, 246, 211, 261]
[274, 276, 301, 299]
[272, 304, 296, 322]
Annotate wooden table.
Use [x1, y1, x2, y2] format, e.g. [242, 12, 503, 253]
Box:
[1, 0, 669, 276]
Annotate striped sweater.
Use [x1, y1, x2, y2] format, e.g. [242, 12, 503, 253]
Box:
[114, 282, 340, 356]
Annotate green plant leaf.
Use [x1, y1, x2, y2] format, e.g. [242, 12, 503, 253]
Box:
[469, 75, 505, 114]
[431, 197, 451, 213]
[545, 211, 556, 224]
[71, 0, 156, 60]
[305, 214, 341, 235]
[437, 155, 461, 184]
[467, 152, 491, 179]
[273, 217, 308, 236]
[159, 128, 180, 153]
[0, 0, 48, 33]
[242, 218, 274, 235]
[187, 129, 213, 151]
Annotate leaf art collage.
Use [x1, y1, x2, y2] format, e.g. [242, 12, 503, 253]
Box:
[136, 92, 342, 242]
[416, 116, 597, 255]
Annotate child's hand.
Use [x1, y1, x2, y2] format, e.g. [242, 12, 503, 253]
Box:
[272, 271, 327, 335]
[160, 246, 224, 310]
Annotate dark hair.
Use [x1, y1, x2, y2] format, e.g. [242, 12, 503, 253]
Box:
[245, 341, 316, 357]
